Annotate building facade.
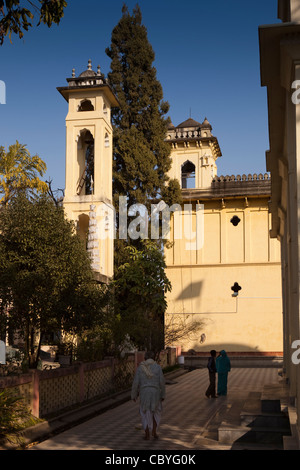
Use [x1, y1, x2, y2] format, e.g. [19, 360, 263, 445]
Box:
[164, 118, 283, 355]
[259, 0, 300, 446]
[57, 61, 119, 283]
[57, 63, 283, 357]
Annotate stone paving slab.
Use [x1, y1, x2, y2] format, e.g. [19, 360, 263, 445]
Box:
[27, 367, 280, 451]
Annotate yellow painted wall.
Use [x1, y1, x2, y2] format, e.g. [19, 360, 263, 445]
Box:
[165, 197, 283, 353]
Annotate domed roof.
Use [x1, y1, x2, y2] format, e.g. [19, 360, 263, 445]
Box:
[176, 118, 202, 128]
[79, 59, 97, 77]
[201, 117, 212, 128]
[79, 69, 97, 78]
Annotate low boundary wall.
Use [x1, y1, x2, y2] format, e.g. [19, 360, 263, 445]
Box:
[0, 348, 177, 418]
[180, 353, 283, 369]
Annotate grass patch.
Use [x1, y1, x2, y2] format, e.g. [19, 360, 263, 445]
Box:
[163, 364, 181, 374]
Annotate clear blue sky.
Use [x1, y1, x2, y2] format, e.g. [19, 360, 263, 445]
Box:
[0, 0, 280, 191]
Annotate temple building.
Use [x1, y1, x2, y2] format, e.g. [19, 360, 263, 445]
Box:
[164, 117, 283, 356]
[57, 62, 283, 358]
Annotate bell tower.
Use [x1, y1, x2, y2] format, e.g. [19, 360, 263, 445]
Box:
[166, 117, 222, 189]
[57, 60, 119, 282]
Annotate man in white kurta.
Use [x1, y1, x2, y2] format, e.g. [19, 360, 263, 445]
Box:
[131, 351, 166, 440]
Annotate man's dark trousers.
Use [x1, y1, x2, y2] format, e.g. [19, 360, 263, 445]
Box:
[206, 371, 216, 398]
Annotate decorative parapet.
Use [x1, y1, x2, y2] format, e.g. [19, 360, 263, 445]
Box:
[181, 172, 271, 200]
[212, 173, 270, 183]
[67, 59, 106, 88]
[168, 127, 206, 140]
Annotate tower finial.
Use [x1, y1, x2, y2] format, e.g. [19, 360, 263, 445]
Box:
[88, 59, 92, 70]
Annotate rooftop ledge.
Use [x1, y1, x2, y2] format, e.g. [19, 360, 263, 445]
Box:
[181, 173, 271, 200]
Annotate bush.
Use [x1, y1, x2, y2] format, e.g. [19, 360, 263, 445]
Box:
[0, 389, 35, 444]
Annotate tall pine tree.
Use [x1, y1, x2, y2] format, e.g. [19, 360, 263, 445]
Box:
[106, 4, 181, 220]
[105, 5, 182, 351]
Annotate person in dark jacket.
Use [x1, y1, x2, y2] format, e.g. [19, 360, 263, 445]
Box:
[205, 350, 217, 398]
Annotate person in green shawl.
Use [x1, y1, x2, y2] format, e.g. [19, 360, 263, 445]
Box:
[216, 350, 231, 396]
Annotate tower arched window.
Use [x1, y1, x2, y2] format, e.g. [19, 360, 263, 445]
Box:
[78, 99, 94, 111]
[77, 129, 95, 195]
[85, 137, 94, 195]
[181, 161, 196, 189]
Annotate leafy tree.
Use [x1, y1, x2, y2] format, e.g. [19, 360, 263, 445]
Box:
[106, 4, 182, 221]
[0, 141, 48, 206]
[0, 194, 105, 368]
[111, 240, 171, 353]
[0, 0, 67, 44]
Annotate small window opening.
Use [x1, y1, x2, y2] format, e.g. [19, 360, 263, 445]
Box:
[181, 161, 195, 189]
[78, 99, 94, 112]
[85, 135, 94, 195]
[230, 215, 241, 226]
[77, 130, 94, 195]
[231, 282, 242, 297]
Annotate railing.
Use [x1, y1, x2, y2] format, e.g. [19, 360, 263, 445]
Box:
[0, 349, 177, 419]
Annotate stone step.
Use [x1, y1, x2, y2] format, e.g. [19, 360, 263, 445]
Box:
[218, 388, 291, 447]
[218, 383, 292, 449]
[240, 410, 290, 428]
[261, 398, 281, 413]
[231, 441, 288, 450]
[218, 422, 291, 446]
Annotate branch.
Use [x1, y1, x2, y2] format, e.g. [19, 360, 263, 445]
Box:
[46, 179, 64, 206]
[164, 314, 205, 348]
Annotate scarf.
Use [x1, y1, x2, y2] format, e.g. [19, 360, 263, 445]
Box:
[140, 358, 155, 378]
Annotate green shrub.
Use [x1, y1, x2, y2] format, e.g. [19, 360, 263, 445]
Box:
[0, 388, 33, 444]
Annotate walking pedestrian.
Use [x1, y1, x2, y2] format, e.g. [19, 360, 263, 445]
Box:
[205, 350, 217, 398]
[131, 351, 165, 440]
[216, 350, 231, 396]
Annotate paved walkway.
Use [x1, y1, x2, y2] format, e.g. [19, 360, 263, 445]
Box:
[30, 367, 280, 451]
